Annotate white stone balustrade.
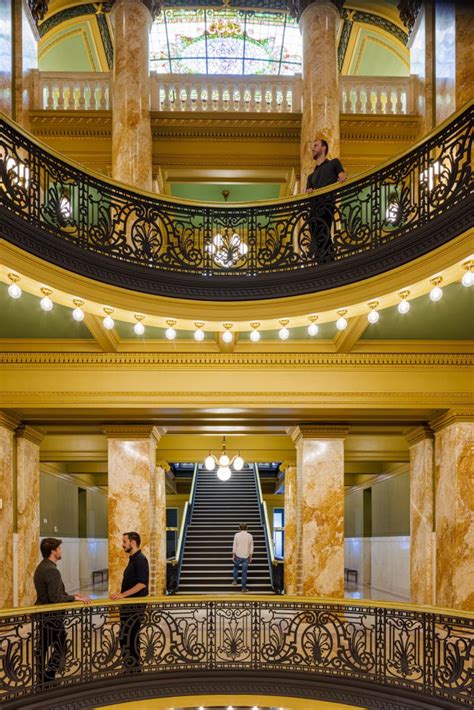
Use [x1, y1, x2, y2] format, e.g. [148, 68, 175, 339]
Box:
[31, 71, 418, 116]
[149, 72, 302, 113]
[340, 75, 416, 115]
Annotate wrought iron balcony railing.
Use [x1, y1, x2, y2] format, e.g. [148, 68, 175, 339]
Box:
[0, 598, 472, 709]
[0, 103, 472, 301]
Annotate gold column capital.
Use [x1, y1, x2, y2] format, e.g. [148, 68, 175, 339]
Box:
[429, 409, 474, 433]
[280, 460, 297, 472]
[156, 460, 171, 473]
[405, 425, 434, 446]
[0, 411, 21, 432]
[289, 424, 350, 444]
[102, 425, 166, 443]
[16, 425, 44, 446]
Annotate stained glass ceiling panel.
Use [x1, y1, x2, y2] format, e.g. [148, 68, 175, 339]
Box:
[150, 8, 302, 75]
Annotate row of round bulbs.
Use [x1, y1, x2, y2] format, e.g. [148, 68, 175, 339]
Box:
[5, 262, 473, 338]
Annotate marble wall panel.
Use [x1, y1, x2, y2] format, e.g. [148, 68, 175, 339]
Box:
[409, 437, 434, 605]
[297, 437, 344, 597]
[0, 423, 15, 608]
[370, 536, 410, 600]
[107, 437, 156, 594]
[16, 430, 41, 607]
[435, 422, 474, 611]
[344, 537, 371, 587]
[149, 464, 167, 595]
[455, 3, 474, 109]
[283, 464, 298, 594]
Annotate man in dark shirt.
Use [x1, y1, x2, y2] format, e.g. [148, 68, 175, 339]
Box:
[305, 138, 346, 262]
[34, 538, 90, 685]
[111, 531, 149, 670]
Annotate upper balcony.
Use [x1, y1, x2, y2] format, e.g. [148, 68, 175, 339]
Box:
[1, 102, 472, 303]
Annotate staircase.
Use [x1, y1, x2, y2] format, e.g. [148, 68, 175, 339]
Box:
[177, 464, 274, 593]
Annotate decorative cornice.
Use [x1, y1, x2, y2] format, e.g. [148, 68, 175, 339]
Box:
[16, 424, 44, 446]
[1, 353, 473, 368]
[288, 0, 345, 22]
[405, 425, 434, 446]
[0, 411, 21, 432]
[102, 424, 165, 441]
[289, 425, 350, 443]
[429, 409, 474, 433]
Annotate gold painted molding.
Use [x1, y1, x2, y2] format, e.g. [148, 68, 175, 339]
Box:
[429, 409, 474, 432]
[0, 411, 21, 430]
[405, 425, 435, 446]
[16, 424, 44, 445]
[102, 425, 165, 441]
[290, 425, 350, 442]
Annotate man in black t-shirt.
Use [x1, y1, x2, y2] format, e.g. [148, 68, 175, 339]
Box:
[305, 138, 346, 262]
[111, 531, 149, 670]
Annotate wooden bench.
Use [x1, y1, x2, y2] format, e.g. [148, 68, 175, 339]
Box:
[92, 569, 108, 586]
[344, 568, 358, 584]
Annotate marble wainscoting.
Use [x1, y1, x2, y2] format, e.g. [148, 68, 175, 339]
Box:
[56, 538, 108, 593]
[345, 536, 410, 601]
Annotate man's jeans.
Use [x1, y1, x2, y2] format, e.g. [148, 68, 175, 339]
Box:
[233, 556, 249, 589]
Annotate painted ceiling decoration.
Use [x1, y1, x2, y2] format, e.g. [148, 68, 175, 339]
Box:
[397, 0, 422, 33]
[338, 7, 408, 71]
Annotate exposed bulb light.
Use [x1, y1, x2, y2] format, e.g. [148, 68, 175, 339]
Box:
[336, 309, 348, 331]
[222, 323, 233, 343]
[307, 315, 319, 337]
[367, 301, 380, 324]
[398, 290, 411, 314]
[204, 454, 216, 471]
[429, 276, 443, 302]
[250, 322, 260, 342]
[461, 260, 473, 287]
[40, 287, 53, 312]
[233, 454, 244, 471]
[278, 319, 289, 340]
[103, 307, 114, 330]
[194, 321, 205, 341]
[217, 466, 231, 481]
[7, 273, 21, 299]
[165, 319, 177, 340]
[133, 314, 145, 336]
[72, 298, 85, 321]
[219, 452, 230, 467]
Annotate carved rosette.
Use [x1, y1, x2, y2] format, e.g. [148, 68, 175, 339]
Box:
[288, 0, 345, 22]
[397, 0, 422, 33]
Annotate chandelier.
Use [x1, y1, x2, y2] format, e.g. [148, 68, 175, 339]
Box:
[204, 436, 244, 481]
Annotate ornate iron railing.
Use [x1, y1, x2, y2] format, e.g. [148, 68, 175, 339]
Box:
[0, 598, 472, 709]
[0, 104, 472, 301]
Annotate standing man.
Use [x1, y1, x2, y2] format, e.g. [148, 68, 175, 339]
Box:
[232, 523, 254, 593]
[111, 531, 149, 671]
[34, 538, 91, 685]
[306, 138, 346, 262]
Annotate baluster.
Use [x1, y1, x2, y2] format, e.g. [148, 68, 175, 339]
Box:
[396, 85, 404, 114]
[340, 85, 347, 113]
[75, 80, 84, 110]
[385, 87, 394, 115]
[374, 86, 383, 113]
[222, 84, 229, 111]
[149, 74, 158, 111]
[355, 84, 363, 113]
[56, 80, 65, 110]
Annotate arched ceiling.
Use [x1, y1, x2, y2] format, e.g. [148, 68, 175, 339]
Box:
[37, 0, 409, 76]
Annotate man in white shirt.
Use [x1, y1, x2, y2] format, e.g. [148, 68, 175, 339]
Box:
[232, 523, 254, 592]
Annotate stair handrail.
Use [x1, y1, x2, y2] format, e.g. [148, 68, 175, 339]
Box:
[173, 502, 189, 567]
[174, 463, 199, 591]
[189, 462, 199, 514]
[253, 462, 276, 567]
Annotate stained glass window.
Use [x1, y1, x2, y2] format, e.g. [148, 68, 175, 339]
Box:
[150, 8, 302, 75]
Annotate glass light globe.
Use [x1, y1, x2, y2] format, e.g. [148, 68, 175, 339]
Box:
[279, 327, 289, 340]
[222, 330, 233, 343]
[40, 296, 53, 312]
[217, 465, 231, 481]
[165, 326, 176, 340]
[368, 310, 380, 324]
[336, 316, 347, 331]
[204, 455, 215, 471]
[250, 329, 260, 342]
[462, 271, 473, 287]
[8, 283, 22, 299]
[194, 328, 205, 341]
[233, 455, 244, 471]
[308, 323, 319, 336]
[219, 453, 230, 467]
[429, 286, 443, 302]
[398, 299, 410, 314]
[103, 315, 114, 329]
[134, 322, 145, 336]
[72, 307, 84, 322]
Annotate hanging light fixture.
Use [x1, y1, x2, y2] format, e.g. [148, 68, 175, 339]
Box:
[72, 298, 85, 321]
[134, 314, 145, 336]
[278, 319, 290, 340]
[336, 309, 348, 331]
[40, 287, 54, 312]
[7, 273, 22, 299]
[429, 276, 443, 302]
[367, 301, 380, 324]
[165, 319, 177, 339]
[249, 322, 261, 342]
[307, 314, 319, 336]
[461, 260, 473, 287]
[103, 307, 115, 329]
[194, 321, 205, 341]
[204, 436, 245, 481]
[398, 290, 411, 314]
[222, 323, 233, 343]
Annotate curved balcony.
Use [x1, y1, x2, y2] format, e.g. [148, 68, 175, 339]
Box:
[0, 104, 472, 302]
[0, 597, 472, 709]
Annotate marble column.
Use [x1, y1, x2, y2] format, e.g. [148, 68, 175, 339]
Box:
[110, 0, 154, 190]
[297, 0, 341, 186]
[290, 426, 347, 597]
[281, 461, 297, 595]
[406, 426, 434, 606]
[431, 411, 474, 611]
[16, 425, 43, 607]
[455, 3, 474, 109]
[149, 460, 168, 596]
[104, 425, 163, 595]
[0, 413, 19, 608]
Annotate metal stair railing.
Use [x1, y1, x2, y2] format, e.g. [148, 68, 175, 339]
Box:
[253, 462, 284, 593]
[166, 463, 198, 594]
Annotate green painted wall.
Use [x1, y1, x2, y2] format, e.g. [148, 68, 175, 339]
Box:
[40, 32, 98, 72]
[40, 472, 107, 538]
[170, 183, 281, 202]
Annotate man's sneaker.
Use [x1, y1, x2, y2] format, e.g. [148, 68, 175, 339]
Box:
[232, 581, 238, 586]
[241, 588, 248, 593]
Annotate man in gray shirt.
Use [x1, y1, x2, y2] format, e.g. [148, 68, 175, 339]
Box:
[34, 538, 90, 684]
